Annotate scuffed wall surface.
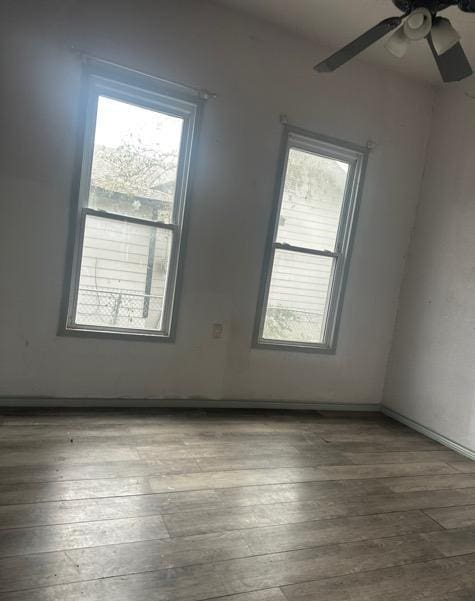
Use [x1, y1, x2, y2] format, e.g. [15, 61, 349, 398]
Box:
[384, 88, 475, 451]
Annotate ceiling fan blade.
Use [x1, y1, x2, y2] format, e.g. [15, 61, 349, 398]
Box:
[427, 35, 473, 82]
[314, 17, 402, 73]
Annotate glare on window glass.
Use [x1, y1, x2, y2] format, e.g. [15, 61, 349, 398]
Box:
[276, 148, 349, 252]
[89, 96, 184, 222]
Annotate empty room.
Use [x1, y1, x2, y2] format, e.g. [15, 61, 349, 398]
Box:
[1, 0, 475, 599]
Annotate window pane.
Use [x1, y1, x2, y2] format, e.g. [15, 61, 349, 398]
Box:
[276, 148, 349, 251]
[263, 249, 334, 344]
[75, 215, 173, 331]
[88, 96, 183, 223]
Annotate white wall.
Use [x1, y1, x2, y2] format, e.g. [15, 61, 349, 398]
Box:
[384, 88, 475, 451]
[0, 0, 434, 403]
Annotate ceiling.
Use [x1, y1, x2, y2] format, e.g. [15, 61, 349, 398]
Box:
[217, 0, 475, 86]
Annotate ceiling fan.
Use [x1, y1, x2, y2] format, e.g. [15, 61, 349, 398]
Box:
[314, 0, 475, 82]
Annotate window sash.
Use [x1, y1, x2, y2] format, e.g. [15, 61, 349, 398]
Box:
[78, 83, 195, 227]
[62, 67, 200, 340]
[260, 247, 339, 349]
[255, 127, 367, 352]
[67, 210, 179, 336]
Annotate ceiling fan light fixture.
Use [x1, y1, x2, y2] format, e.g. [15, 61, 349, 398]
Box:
[431, 17, 461, 55]
[403, 7, 432, 40]
[385, 26, 410, 58]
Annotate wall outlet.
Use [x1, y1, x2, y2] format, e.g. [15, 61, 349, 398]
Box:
[212, 323, 224, 339]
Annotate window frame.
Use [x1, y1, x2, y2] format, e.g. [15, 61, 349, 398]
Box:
[60, 62, 202, 341]
[253, 125, 368, 354]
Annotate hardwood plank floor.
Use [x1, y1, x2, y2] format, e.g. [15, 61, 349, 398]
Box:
[424, 505, 475, 529]
[282, 554, 475, 601]
[0, 408, 473, 600]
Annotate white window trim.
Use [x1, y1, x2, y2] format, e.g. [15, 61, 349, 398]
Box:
[253, 125, 368, 353]
[60, 62, 201, 341]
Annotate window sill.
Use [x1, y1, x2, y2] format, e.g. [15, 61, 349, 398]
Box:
[58, 325, 175, 343]
[253, 339, 336, 354]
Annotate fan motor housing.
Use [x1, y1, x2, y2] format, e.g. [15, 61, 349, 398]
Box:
[392, 1, 462, 13]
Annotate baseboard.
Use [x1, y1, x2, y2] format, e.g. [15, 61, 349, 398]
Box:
[0, 396, 380, 412]
[381, 405, 475, 461]
[1, 397, 472, 457]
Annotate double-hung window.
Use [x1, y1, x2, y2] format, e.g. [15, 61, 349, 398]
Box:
[255, 127, 367, 352]
[63, 64, 200, 339]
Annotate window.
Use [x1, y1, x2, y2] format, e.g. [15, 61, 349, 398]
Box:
[63, 65, 200, 339]
[254, 127, 367, 352]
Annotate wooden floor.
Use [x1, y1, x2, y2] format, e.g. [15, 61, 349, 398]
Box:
[0, 409, 473, 600]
